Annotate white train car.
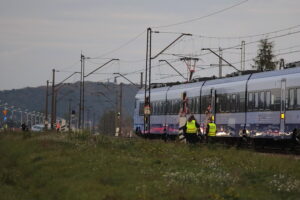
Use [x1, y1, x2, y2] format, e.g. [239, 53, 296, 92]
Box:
[134, 67, 300, 142]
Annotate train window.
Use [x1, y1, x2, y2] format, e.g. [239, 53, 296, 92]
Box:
[218, 94, 225, 113]
[152, 102, 156, 115]
[192, 97, 197, 113]
[201, 96, 208, 114]
[190, 98, 194, 113]
[159, 101, 163, 115]
[216, 95, 220, 113]
[248, 92, 253, 111]
[157, 101, 160, 115]
[170, 100, 174, 114]
[236, 93, 240, 112]
[195, 97, 200, 114]
[172, 100, 176, 114]
[139, 102, 144, 116]
[174, 99, 178, 114]
[172, 100, 175, 114]
[166, 100, 171, 114]
[259, 91, 265, 110]
[265, 91, 271, 110]
[194, 97, 197, 113]
[254, 92, 259, 110]
[288, 89, 295, 109]
[193, 98, 197, 113]
[231, 94, 237, 112]
[239, 92, 245, 112]
[151, 102, 155, 115]
[296, 89, 300, 109]
[171, 100, 176, 115]
[226, 94, 231, 112]
[166, 101, 169, 114]
[174, 99, 177, 114]
[177, 99, 181, 114]
[160, 101, 165, 115]
[270, 89, 281, 111]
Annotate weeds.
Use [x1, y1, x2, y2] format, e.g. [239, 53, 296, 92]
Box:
[0, 132, 299, 200]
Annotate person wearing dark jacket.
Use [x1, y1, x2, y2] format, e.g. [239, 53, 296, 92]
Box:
[180, 115, 200, 144]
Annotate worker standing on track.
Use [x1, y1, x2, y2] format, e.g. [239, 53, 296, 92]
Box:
[206, 117, 217, 143]
[180, 115, 200, 144]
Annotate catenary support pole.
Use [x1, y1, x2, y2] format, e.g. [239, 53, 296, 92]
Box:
[51, 69, 55, 130]
[45, 80, 49, 130]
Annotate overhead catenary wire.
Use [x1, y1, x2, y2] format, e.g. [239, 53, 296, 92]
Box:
[59, 23, 300, 89]
[164, 29, 300, 59]
[92, 30, 146, 59]
[151, 0, 249, 29]
[157, 24, 300, 40]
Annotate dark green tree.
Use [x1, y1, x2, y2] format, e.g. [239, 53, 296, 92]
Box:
[253, 39, 277, 71]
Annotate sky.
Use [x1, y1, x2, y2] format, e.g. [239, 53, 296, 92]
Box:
[0, 0, 300, 90]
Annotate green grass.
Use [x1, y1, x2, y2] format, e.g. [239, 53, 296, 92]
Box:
[0, 132, 299, 200]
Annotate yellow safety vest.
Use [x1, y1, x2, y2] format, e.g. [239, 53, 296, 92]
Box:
[186, 120, 197, 134]
[208, 123, 216, 136]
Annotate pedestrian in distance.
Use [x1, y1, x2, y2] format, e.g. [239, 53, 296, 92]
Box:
[21, 123, 26, 131]
[56, 122, 61, 133]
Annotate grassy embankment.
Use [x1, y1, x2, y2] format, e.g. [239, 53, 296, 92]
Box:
[0, 131, 299, 200]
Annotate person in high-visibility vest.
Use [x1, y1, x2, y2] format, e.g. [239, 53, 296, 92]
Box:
[56, 122, 61, 133]
[180, 115, 200, 144]
[206, 117, 217, 142]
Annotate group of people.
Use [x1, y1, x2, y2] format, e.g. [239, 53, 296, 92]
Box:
[178, 93, 216, 144]
[180, 114, 216, 144]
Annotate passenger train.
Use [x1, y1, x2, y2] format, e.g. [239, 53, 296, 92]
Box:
[133, 67, 300, 143]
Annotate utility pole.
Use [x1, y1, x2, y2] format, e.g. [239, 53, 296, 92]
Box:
[82, 54, 86, 129]
[68, 99, 72, 133]
[51, 69, 55, 130]
[144, 28, 191, 134]
[45, 80, 49, 130]
[114, 78, 118, 136]
[140, 72, 143, 89]
[119, 83, 123, 136]
[54, 92, 57, 127]
[241, 41, 245, 71]
[144, 28, 151, 134]
[79, 54, 83, 130]
[219, 48, 223, 78]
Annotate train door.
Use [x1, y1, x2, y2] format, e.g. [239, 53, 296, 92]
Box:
[280, 79, 286, 133]
[211, 88, 216, 122]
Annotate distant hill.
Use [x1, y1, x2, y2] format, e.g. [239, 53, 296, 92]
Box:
[0, 81, 140, 124]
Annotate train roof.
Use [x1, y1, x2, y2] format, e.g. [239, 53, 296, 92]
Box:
[204, 74, 251, 86]
[250, 66, 300, 79]
[135, 66, 300, 97]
